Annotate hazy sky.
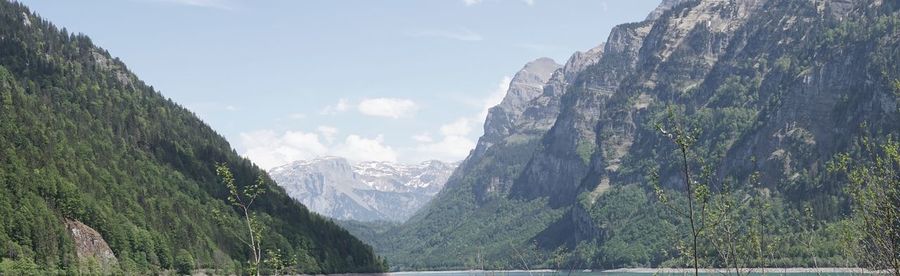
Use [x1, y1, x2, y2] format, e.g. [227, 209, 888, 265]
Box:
[19, 0, 661, 169]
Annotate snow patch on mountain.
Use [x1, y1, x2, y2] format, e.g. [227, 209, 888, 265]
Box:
[269, 157, 457, 222]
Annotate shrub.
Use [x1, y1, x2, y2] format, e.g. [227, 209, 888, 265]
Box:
[174, 249, 194, 275]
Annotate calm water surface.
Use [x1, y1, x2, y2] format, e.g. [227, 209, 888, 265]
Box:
[386, 271, 860, 276]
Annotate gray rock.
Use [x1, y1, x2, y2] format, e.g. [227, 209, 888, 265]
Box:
[65, 219, 118, 273]
[646, 0, 694, 21]
[382, 0, 900, 267]
[269, 157, 457, 222]
[479, 57, 561, 153]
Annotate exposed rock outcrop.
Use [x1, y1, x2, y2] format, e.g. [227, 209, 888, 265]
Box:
[646, 0, 695, 21]
[65, 219, 118, 271]
[476, 57, 561, 157]
[381, 0, 900, 268]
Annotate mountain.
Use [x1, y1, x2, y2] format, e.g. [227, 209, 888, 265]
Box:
[358, 0, 900, 270]
[269, 157, 457, 222]
[0, 1, 385, 274]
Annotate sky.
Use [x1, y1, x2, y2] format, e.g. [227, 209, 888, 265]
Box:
[19, 0, 661, 169]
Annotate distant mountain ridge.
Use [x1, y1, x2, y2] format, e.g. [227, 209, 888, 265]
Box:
[269, 157, 457, 222]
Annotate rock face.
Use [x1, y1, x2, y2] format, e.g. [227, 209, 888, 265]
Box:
[450, 57, 562, 203]
[269, 157, 457, 222]
[373, 0, 900, 269]
[65, 219, 118, 271]
[377, 53, 602, 267]
[646, 0, 693, 21]
[476, 57, 561, 156]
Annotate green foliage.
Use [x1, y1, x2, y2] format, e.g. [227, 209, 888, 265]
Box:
[576, 141, 596, 165]
[368, 186, 563, 270]
[588, 185, 675, 268]
[0, 258, 39, 275]
[379, 2, 899, 269]
[217, 164, 265, 275]
[710, 76, 757, 107]
[641, 105, 859, 272]
[602, 3, 899, 270]
[263, 248, 295, 275]
[174, 249, 194, 275]
[352, 137, 561, 271]
[829, 137, 900, 274]
[653, 109, 709, 276]
[0, 2, 384, 274]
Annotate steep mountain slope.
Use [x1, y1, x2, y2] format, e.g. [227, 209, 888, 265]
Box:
[374, 54, 591, 269]
[269, 157, 456, 222]
[368, 0, 900, 270]
[0, 1, 385, 274]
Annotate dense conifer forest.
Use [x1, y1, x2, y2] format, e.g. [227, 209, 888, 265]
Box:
[0, 1, 387, 274]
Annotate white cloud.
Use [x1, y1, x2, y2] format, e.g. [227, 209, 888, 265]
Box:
[288, 113, 307, 120]
[240, 130, 328, 169]
[334, 135, 398, 162]
[320, 98, 351, 115]
[240, 129, 398, 168]
[462, 0, 482, 6]
[479, 76, 512, 120]
[462, 0, 535, 7]
[317, 126, 339, 143]
[415, 118, 477, 161]
[322, 97, 419, 118]
[412, 28, 484, 42]
[440, 118, 473, 137]
[147, 0, 234, 10]
[415, 135, 476, 161]
[241, 76, 516, 166]
[411, 76, 513, 162]
[357, 98, 419, 119]
[412, 133, 434, 143]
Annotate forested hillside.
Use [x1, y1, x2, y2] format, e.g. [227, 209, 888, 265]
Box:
[357, 0, 900, 270]
[0, 1, 385, 274]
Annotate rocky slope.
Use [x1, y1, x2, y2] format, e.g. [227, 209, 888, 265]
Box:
[269, 157, 456, 222]
[374, 47, 604, 269]
[366, 0, 900, 270]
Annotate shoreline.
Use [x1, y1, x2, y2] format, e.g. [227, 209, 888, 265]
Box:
[604, 267, 878, 274]
[373, 267, 881, 275]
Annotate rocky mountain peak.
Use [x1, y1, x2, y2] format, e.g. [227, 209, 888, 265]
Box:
[646, 0, 695, 21]
[269, 157, 458, 221]
[510, 57, 561, 86]
[269, 156, 354, 178]
[496, 57, 561, 113]
[480, 58, 561, 147]
[369, 0, 900, 269]
[557, 43, 605, 86]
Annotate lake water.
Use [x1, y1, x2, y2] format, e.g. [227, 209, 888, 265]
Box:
[385, 270, 862, 276]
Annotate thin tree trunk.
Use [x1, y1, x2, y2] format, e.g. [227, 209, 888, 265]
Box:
[243, 206, 260, 276]
[679, 145, 699, 276]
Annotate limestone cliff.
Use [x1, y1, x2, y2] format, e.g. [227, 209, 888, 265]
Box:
[373, 0, 900, 269]
[65, 219, 118, 272]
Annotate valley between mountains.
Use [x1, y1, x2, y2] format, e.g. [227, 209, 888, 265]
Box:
[1, 0, 898, 275]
